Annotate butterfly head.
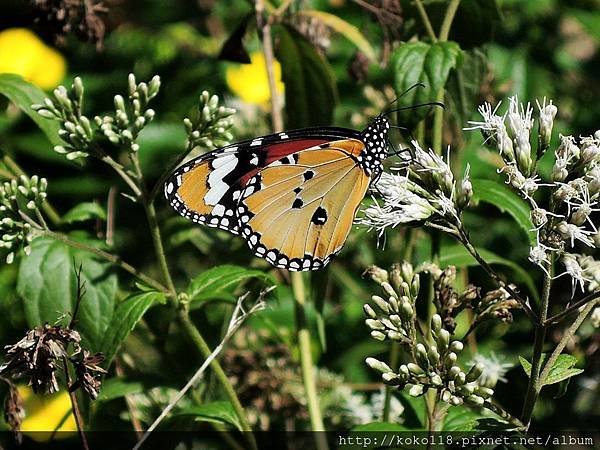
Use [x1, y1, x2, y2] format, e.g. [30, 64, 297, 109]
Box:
[359, 114, 390, 175]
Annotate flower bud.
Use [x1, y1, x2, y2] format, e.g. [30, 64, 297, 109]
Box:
[407, 363, 424, 376]
[408, 384, 424, 397]
[365, 266, 389, 284]
[365, 319, 384, 331]
[450, 341, 464, 354]
[431, 314, 442, 334]
[466, 395, 485, 406]
[537, 98, 557, 151]
[114, 94, 126, 112]
[416, 344, 430, 368]
[363, 304, 377, 319]
[427, 345, 440, 364]
[371, 295, 390, 313]
[365, 357, 392, 373]
[465, 362, 484, 382]
[435, 329, 450, 353]
[400, 298, 413, 322]
[381, 282, 397, 299]
[370, 330, 386, 341]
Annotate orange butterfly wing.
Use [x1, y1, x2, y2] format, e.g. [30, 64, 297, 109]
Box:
[238, 139, 370, 270]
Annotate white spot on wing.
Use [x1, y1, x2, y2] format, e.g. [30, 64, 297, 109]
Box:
[212, 204, 225, 217]
[205, 155, 238, 205]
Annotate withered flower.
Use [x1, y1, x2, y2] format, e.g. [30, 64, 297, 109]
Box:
[0, 324, 80, 394]
[2, 378, 24, 443]
[71, 350, 107, 400]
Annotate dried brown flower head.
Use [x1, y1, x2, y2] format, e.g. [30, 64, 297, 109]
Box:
[0, 324, 80, 394]
[30, 0, 108, 50]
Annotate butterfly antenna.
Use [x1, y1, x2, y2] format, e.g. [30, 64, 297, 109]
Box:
[386, 101, 445, 116]
[384, 83, 426, 112]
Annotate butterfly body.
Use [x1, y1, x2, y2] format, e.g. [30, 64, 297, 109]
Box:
[165, 115, 391, 271]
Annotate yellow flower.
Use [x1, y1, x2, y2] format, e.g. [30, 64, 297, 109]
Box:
[0, 28, 66, 90]
[225, 51, 284, 106]
[18, 386, 77, 441]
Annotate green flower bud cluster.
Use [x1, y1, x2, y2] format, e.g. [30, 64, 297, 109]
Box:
[32, 77, 93, 161]
[0, 176, 47, 263]
[366, 313, 493, 407]
[184, 91, 236, 150]
[93, 74, 160, 153]
[363, 263, 419, 344]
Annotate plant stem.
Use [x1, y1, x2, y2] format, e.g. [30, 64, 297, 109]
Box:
[538, 299, 599, 388]
[291, 271, 329, 450]
[544, 290, 600, 326]
[481, 401, 525, 429]
[521, 268, 552, 427]
[457, 225, 537, 322]
[99, 154, 143, 199]
[256, 0, 284, 133]
[432, 0, 461, 154]
[41, 229, 169, 293]
[178, 311, 258, 450]
[413, 0, 437, 42]
[438, 0, 461, 42]
[142, 200, 177, 295]
[62, 358, 90, 450]
[2, 154, 61, 225]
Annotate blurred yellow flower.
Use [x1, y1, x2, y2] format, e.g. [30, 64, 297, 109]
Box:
[18, 386, 77, 440]
[0, 28, 66, 90]
[225, 51, 284, 106]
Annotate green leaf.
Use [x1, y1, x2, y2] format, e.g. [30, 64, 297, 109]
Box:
[0, 74, 62, 146]
[275, 25, 337, 128]
[176, 401, 242, 431]
[392, 41, 462, 127]
[471, 179, 535, 244]
[100, 290, 165, 364]
[62, 202, 107, 224]
[187, 264, 274, 307]
[297, 11, 376, 62]
[443, 406, 482, 431]
[17, 236, 117, 351]
[519, 354, 583, 386]
[439, 244, 539, 303]
[98, 378, 145, 402]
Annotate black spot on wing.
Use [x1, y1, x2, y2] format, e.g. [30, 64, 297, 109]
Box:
[292, 198, 303, 209]
[303, 170, 314, 181]
[311, 206, 328, 225]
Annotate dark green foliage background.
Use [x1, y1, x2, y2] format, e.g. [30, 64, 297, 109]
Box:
[0, 0, 599, 438]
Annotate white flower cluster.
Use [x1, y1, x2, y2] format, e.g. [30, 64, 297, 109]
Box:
[468, 96, 600, 295]
[357, 141, 471, 236]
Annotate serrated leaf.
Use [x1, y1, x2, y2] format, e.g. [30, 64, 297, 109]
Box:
[519, 354, 583, 386]
[17, 236, 117, 351]
[176, 401, 242, 431]
[61, 202, 107, 224]
[100, 290, 165, 364]
[0, 74, 62, 146]
[471, 179, 535, 244]
[98, 378, 145, 402]
[439, 244, 539, 303]
[297, 11, 376, 62]
[187, 264, 274, 307]
[275, 25, 337, 128]
[392, 41, 462, 127]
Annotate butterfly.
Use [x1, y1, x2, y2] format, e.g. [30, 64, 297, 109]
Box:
[164, 93, 439, 271]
